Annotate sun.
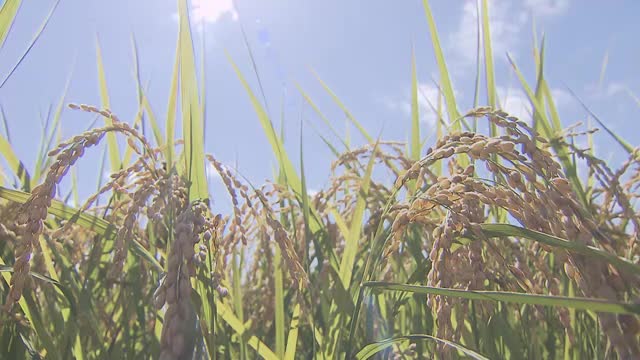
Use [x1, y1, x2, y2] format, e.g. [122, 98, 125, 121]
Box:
[190, 0, 239, 24]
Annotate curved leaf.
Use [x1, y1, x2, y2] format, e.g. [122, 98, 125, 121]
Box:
[363, 281, 640, 315]
[480, 223, 640, 276]
[355, 334, 489, 360]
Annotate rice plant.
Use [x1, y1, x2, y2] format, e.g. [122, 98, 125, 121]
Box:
[0, 0, 638, 359]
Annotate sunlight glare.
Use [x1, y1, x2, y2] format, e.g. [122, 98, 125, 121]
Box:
[190, 0, 239, 23]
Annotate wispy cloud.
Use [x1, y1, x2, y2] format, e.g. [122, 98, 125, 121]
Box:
[524, 0, 570, 17]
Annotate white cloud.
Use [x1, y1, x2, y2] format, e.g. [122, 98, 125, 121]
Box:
[605, 82, 626, 97]
[495, 86, 571, 123]
[448, 0, 569, 67]
[417, 83, 448, 124]
[172, 0, 239, 25]
[496, 86, 532, 122]
[449, 0, 527, 67]
[550, 88, 572, 107]
[585, 81, 627, 99]
[524, 0, 570, 17]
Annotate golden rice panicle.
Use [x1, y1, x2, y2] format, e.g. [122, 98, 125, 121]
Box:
[332, 141, 412, 177]
[4, 127, 111, 311]
[52, 154, 157, 240]
[254, 189, 309, 291]
[5, 105, 162, 310]
[156, 201, 218, 360]
[108, 180, 157, 280]
[386, 108, 640, 357]
[66, 103, 158, 165]
[206, 155, 248, 246]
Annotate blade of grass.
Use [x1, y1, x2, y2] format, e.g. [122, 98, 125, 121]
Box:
[325, 141, 379, 358]
[216, 300, 279, 360]
[283, 304, 301, 360]
[95, 35, 122, 172]
[227, 53, 323, 235]
[507, 53, 588, 205]
[200, 23, 207, 140]
[165, 36, 180, 168]
[531, 36, 555, 136]
[240, 24, 272, 119]
[480, 223, 640, 276]
[297, 83, 350, 152]
[339, 142, 377, 286]
[0, 129, 30, 188]
[481, 0, 497, 136]
[363, 282, 640, 315]
[177, 0, 208, 203]
[410, 46, 420, 161]
[627, 88, 640, 108]
[274, 214, 286, 359]
[0, 105, 10, 141]
[421, 0, 460, 129]
[139, 87, 164, 148]
[0, 257, 62, 360]
[0, 0, 59, 89]
[231, 251, 248, 359]
[0, 0, 21, 49]
[471, 0, 481, 131]
[311, 68, 372, 143]
[355, 334, 489, 360]
[565, 87, 635, 155]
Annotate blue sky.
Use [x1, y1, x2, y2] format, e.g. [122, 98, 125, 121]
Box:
[1, 0, 639, 210]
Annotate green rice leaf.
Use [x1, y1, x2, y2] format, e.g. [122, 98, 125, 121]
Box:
[480, 223, 640, 276]
[227, 53, 323, 235]
[165, 36, 180, 168]
[0, 0, 21, 49]
[177, 0, 208, 203]
[216, 300, 279, 360]
[0, 0, 59, 89]
[410, 47, 420, 161]
[364, 282, 640, 315]
[356, 334, 489, 360]
[565, 87, 635, 155]
[326, 141, 379, 358]
[312, 69, 373, 143]
[481, 0, 497, 136]
[297, 83, 350, 151]
[284, 304, 301, 360]
[0, 129, 30, 188]
[507, 53, 588, 205]
[421, 0, 460, 129]
[95, 35, 122, 172]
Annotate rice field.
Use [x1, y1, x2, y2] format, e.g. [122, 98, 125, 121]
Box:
[0, 1, 638, 359]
